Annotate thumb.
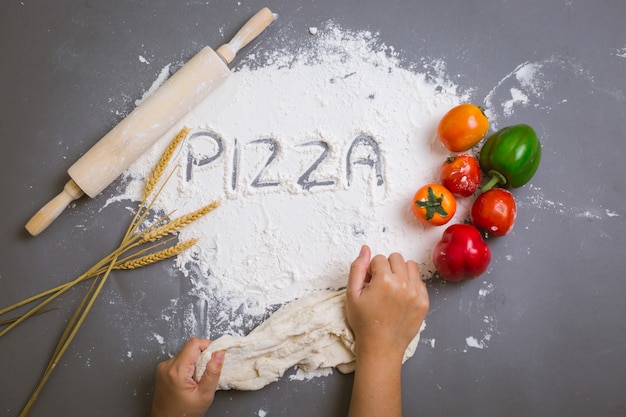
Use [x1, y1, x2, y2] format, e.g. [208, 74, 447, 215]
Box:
[347, 245, 371, 296]
[198, 350, 225, 393]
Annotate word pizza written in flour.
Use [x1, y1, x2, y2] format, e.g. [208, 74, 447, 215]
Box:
[184, 129, 385, 194]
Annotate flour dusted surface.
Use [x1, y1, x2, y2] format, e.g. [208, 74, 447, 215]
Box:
[121, 24, 467, 326]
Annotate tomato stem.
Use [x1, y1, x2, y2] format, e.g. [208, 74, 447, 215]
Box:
[415, 186, 449, 220]
[481, 170, 507, 192]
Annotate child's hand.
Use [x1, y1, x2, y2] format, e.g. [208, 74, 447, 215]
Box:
[150, 338, 225, 417]
[346, 245, 430, 363]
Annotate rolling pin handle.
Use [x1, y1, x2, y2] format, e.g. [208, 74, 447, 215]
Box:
[25, 180, 85, 236]
[216, 7, 275, 65]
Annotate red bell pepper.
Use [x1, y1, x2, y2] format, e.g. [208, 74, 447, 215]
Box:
[432, 224, 491, 281]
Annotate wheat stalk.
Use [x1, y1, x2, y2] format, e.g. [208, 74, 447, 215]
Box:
[17, 277, 103, 417]
[0, 308, 58, 327]
[0, 127, 220, 417]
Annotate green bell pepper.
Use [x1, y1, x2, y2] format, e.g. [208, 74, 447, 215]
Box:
[479, 124, 541, 191]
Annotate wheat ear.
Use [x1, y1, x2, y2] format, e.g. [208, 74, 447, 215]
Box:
[143, 126, 190, 201]
[140, 201, 220, 243]
[114, 239, 198, 270]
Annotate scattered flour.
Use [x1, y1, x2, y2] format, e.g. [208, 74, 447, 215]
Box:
[456, 281, 498, 353]
[152, 333, 165, 345]
[118, 23, 470, 328]
[502, 87, 529, 116]
[521, 184, 620, 220]
[421, 337, 436, 348]
[465, 336, 484, 349]
[478, 282, 495, 298]
[614, 47, 626, 58]
[135, 64, 172, 106]
[483, 60, 553, 124]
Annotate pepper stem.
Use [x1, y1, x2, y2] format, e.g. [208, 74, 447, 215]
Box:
[481, 170, 507, 193]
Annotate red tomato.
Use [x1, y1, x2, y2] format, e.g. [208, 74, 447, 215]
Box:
[411, 183, 457, 226]
[439, 154, 482, 197]
[470, 188, 517, 237]
[432, 224, 491, 281]
[438, 104, 489, 152]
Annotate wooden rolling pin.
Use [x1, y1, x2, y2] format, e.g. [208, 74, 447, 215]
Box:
[25, 7, 275, 236]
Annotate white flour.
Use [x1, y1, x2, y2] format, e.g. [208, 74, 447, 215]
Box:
[117, 24, 469, 331]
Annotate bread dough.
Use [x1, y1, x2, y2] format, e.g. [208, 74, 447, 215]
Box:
[194, 288, 425, 390]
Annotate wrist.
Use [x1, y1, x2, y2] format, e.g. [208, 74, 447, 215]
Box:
[355, 342, 405, 364]
[354, 349, 404, 376]
[149, 400, 171, 417]
[350, 348, 404, 417]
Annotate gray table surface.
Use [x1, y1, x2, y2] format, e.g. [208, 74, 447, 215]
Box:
[2, 1, 626, 416]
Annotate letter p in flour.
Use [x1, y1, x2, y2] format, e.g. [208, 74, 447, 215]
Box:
[186, 129, 224, 182]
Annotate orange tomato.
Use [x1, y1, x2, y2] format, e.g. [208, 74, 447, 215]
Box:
[437, 104, 489, 152]
[411, 183, 457, 226]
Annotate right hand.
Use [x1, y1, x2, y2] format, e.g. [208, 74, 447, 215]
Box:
[346, 245, 430, 362]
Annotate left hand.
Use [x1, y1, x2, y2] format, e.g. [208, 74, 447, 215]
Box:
[150, 338, 225, 417]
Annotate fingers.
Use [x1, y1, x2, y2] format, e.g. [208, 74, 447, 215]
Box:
[406, 259, 429, 314]
[177, 338, 211, 366]
[349, 246, 425, 300]
[371, 252, 411, 283]
[406, 259, 421, 283]
[352, 248, 420, 282]
[198, 350, 225, 394]
[347, 245, 371, 296]
[387, 252, 406, 274]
